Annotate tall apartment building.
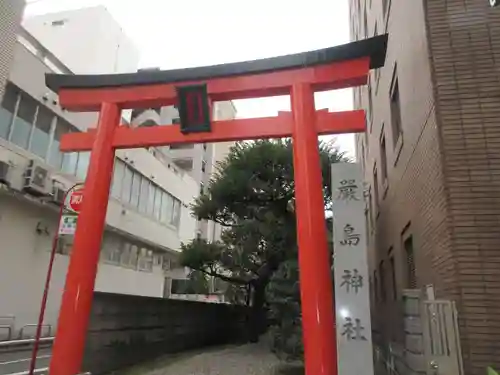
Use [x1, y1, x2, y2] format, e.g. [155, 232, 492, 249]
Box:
[351, 1, 500, 374]
[0, 0, 25, 99]
[0, 8, 197, 340]
[23, 5, 140, 75]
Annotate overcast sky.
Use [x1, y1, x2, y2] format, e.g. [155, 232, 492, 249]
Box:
[25, 0, 356, 157]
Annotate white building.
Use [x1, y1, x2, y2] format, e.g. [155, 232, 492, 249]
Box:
[23, 5, 140, 75]
[0, 10, 200, 340]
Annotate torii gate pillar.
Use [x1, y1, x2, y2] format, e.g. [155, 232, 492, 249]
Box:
[45, 35, 387, 375]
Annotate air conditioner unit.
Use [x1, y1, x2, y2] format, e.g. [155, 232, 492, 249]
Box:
[0, 161, 10, 186]
[23, 160, 49, 196]
[51, 184, 66, 205]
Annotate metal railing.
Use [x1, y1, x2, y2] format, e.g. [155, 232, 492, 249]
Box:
[0, 337, 54, 349]
[17, 325, 52, 341]
[0, 337, 54, 375]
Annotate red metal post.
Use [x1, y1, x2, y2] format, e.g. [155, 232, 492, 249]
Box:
[291, 83, 337, 375]
[49, 103, 120, 375]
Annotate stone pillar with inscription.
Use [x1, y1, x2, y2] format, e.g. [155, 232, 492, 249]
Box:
[331, 163, 374, 375]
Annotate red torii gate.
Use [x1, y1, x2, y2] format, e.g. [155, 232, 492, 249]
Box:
[45, 35, 387, 375]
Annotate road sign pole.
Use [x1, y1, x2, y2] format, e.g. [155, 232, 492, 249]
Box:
[28, 183, 83, 375]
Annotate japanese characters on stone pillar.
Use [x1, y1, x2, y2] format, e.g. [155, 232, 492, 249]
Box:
[331, 163, 374, 375]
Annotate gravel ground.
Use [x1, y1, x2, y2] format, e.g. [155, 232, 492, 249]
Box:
[116, 343, 304, 375]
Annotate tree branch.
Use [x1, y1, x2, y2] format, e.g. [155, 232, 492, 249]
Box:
[198, 268, 249, 286]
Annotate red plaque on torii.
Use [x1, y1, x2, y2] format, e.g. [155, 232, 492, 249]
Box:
[45, 35, 387, 375]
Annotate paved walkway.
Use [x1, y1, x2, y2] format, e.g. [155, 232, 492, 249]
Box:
[118, 343, 304, 375]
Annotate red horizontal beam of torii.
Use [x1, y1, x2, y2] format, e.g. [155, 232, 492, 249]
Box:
[60, 110, 365, 152]
[53, 58, 369, 111]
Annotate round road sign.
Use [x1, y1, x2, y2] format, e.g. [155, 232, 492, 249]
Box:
[68, 189, 84, 213]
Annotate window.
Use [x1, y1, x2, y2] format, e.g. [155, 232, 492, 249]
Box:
[128, 245, 139, 268]
[373, 23, 380, 88]
[367, 82, 373, 128]
[111, 161, 125, 198]
[382, 0, 388, 16]
[404, 234, 417, 288]
[373, 167, 379, 210]
[363, 7, 368, 38]
[203, 143, 207, 151]
[130, 173, 141, 208]
[102, 235, 121, 264]
[201, 160, 206, 173]
[361, 143, 365, 170]
[138, 179, 149, 213]
[389, 255, 397, 300]
[172, 199, 181, 227]
[368, 191, 374, 227]
[200, 183, 204, 196]
[365, 208, 370, 237]
[30, 106, 53, 158]
[51, 19, 66, 26]
[170, 143, 194, 150]
[120, 242, 131, 266]
[161, 192, 173, 224]
[379, 260, 386, 302]
[0, 84, 17, 139]
[62, 152, 78, 175]
[11, 92, 36, 149]
[147, 183, 156, 215]
[390, 72, 403, 147]
[49, 119, 71, 169]
[121, 166, 133, 203]
[153, 186, 162, 220]
[380, 131, 388, 183]
[110, 160, 183, 228]
[75, 152, 90, 181]
[138, 248, 153, 271]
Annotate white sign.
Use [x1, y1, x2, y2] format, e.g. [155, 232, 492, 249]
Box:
[58, 214, 78, 235]
[331, 163, 373, 375]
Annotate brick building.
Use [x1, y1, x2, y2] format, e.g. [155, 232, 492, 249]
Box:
[350, 0, 500, 373]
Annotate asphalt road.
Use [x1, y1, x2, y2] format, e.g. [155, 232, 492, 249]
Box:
[0, 347, 51, 375]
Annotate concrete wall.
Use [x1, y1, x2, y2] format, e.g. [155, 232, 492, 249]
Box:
[0, 193, 178, 337]
[0, 0, 25, 100]
[82, 292, 247, 374]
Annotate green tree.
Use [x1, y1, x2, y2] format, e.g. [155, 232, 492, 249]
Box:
[180, 139, 347, 346]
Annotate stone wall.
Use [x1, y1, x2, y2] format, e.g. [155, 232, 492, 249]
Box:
[82, 292, 247, 374]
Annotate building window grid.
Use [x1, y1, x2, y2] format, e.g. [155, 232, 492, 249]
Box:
[0, 85, 180, 272]
[0, 83, 87, 177]
[101, 234, 156, 273]
[111, 159, 182, 229]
